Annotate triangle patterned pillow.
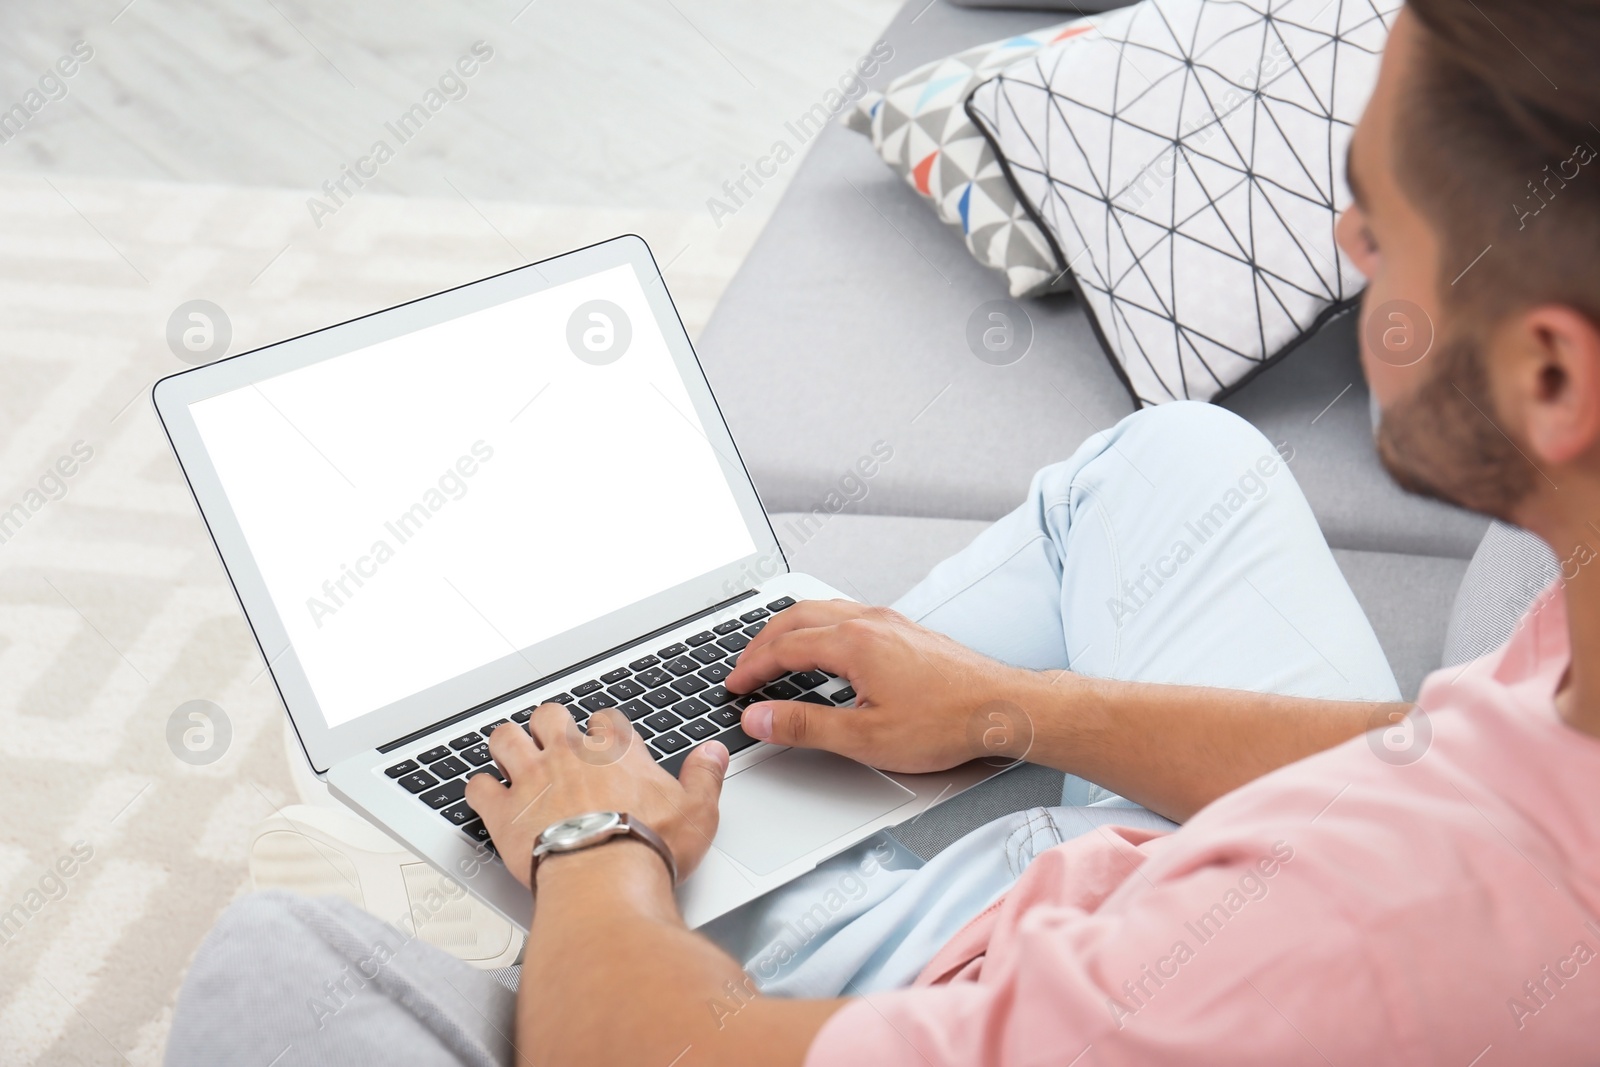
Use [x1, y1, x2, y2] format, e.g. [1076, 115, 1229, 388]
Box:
[967, 0, 1398, 404]
[843, 22, 1094, 298]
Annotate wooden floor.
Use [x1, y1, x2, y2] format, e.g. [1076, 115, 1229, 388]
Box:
[0, 0, 897, 208]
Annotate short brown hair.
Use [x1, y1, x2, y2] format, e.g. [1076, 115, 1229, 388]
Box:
[1400, 0, 1600, 326]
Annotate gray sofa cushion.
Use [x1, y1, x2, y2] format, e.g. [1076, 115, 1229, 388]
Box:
[773, 511, 1462, 699]
[1441, 522, 1560, 668]
[698, 0, 1487, 561]
[699, 118, 1486, 557]
[1329, 549, 1469, 699]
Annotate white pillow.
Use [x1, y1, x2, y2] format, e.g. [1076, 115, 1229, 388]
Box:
[968, 0, 1398, 404]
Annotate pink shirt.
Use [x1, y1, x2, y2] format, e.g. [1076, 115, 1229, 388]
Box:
[806, 587, 1600, 1065]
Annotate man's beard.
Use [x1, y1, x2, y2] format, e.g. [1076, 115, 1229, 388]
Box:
[1375, 331, 1534, 521]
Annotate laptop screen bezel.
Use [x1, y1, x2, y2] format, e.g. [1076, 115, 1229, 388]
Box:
[153, 235, 787, 773]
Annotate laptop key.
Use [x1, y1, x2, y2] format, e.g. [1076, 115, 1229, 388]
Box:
[607, 679, 645, 700]
[670, 675, 709, 696]
[464, 764, 502, 782]
[739, 608, 770, 623]
[708, 706, 741, 729]
[682, 718, 719, 742]
[743, 620, 767, 637]
[462, 820, 492, 845]
[643, 710, 682, 732]
[651, 731, 690, 756]
[579, 691, 618, 713]
[671, 696, 710, 719]
[547, 692, 574, 705]
[642, 687, 678, 709]
[697, 663, 731, 684]
[701, 684, 734, 707]
[760, 680, 800, 701]
[635, 667, 672, 689]
[689, 645, 723, 665]
[396, 770, 438, 794]
[795, 692, 831, 706]
[629, 655, 660, 671]
[420, 779, 467, 809]
[479, 719, 510, 737]
[791, 670, 828, 690]
[384, 760, 419, 778]
[449, 733, 480, 751]
[767, 596, 796, 611]
[712, 619, 743, 635]
[832, 686, 857, 705]
[429, 755, 468, 779]
[632, 721, 655, 740]
[716, 633, 750, 654]
[571, 679, 603, 697]
[511, 708, 533, 723]
[657, 642, 689, 658]
[599, 667, 632, 684]
[618, 699, 653, 721]
[717, 725, 759, 754]
[418, 746, 450, 764]
[440, 801, 478, 826]
[686, 630, 716, 646]
[664, 656, 698, 677]
[461, 743, 493, 766]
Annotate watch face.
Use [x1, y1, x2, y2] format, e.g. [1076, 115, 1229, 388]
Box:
[544, 810, 620, 848]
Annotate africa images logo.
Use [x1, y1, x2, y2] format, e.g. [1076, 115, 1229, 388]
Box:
[565, 300, 631, 366]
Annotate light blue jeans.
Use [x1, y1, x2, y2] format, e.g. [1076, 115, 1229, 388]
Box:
[165, 403, 1399, 1065]
[700, 400, 1399, 995]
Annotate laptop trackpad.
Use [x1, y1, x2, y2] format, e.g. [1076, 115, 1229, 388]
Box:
[713, 749, 915, 875]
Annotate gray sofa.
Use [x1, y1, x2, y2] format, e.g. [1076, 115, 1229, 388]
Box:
[695, 0, 1495, 846]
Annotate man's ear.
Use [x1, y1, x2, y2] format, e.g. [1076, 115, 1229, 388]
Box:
[1512, 305, 1600, 466]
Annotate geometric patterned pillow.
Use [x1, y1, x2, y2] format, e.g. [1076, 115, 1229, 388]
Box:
[968, 0, 1399, 403]
[842, 22, 1095, 298]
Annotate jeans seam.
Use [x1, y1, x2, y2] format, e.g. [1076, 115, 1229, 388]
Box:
[1057, 479, 1124, 675]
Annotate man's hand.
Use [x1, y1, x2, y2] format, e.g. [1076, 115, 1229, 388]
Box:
[464, 704, 728, 887]
[725, 600, 1039, 773]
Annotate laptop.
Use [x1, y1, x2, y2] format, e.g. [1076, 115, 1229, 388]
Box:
[154, 235, 999, 929]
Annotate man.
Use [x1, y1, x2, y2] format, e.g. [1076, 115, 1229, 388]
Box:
[167, 1, 1600, 1062]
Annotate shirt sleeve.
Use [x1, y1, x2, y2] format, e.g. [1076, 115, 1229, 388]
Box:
[803, 840, 1394, 1067]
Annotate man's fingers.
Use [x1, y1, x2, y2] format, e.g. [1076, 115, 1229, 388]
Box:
[727, 623, 860, 693]
[742, 599, 865, 657]
[676, 740, 729, 812]
[741, 698, 856, 754]
[487, 719, 541, 782]
[529, 701, 578, 748]
[463, 768, 507, 818]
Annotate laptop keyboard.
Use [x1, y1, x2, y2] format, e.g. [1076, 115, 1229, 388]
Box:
[382, 596, 859, 853]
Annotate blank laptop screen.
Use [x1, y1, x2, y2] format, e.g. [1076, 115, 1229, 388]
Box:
[188, 263, 756, 728]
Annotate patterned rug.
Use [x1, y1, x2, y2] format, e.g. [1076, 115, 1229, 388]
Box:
[0, 171, 759, 1064]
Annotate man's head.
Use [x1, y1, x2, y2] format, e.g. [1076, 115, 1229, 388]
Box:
[1336, 2, 1600, 529]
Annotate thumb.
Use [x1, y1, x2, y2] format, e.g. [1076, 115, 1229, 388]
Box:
[677, 739, 729, 807]
[743, 699, 852, 754]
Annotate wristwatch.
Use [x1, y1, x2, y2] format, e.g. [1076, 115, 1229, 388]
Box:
[529, 811, 677, 890]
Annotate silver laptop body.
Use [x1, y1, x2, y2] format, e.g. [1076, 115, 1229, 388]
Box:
[155, 235, 997, 929]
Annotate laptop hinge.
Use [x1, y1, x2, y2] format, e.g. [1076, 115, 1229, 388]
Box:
[378, 588, 762, 754]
